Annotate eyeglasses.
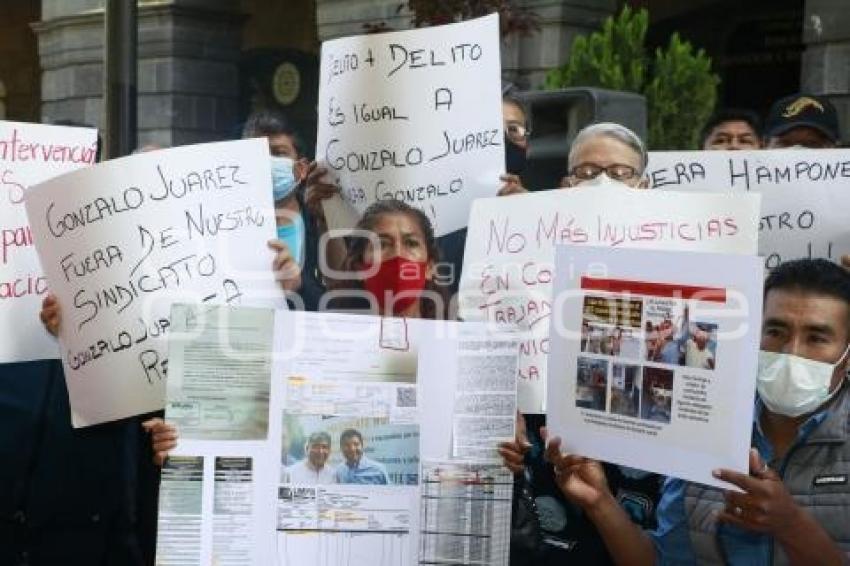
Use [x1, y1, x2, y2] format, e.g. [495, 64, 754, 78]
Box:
[569, 162, 639, 182]
[505, 122, 530, 143]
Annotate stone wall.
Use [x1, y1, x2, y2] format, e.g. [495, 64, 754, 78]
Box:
[33, 0, 245, 148]
[0, 0, 41, 121]
[801, 0, 850, 142]
[314, 0, 616, 89]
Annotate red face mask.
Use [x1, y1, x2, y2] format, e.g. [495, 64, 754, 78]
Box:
[363, 256, 429, 315]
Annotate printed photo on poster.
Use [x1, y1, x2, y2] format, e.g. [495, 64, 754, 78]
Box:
[643, 299, 687, 366]
[644, 301, 717, 370]
[281, 414, 419, 486]
[640, 367, 674, 424]
[581, 295, 643, 359]
[684, 322, 717, 371]
[575, 357, 608, 412]
[610, 363, 641, 418]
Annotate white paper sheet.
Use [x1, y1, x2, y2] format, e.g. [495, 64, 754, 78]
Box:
[0, 120, 97, 363]
[156, 309, 517, 566]
[647, 148, 850, 269]
[316, 14, 504, 236]
[546, 245, 763, 488]
[419, 461, 513, 566]
[166, 303, 274, 441]
[25, 139, 281, 426]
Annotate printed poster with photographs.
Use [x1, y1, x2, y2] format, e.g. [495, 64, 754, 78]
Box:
[548, 245, 763, 488]
[273, 312, 423, 565]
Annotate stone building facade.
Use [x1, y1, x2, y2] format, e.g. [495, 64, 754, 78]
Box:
[1, 0, 847, 147]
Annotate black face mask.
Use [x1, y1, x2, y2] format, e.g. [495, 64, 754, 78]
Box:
[504, 137, 528, 175]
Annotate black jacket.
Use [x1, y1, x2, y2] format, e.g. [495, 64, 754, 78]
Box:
[0, 360, 147, 566]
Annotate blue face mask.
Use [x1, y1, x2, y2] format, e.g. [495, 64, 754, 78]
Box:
[271, 156, 297, 202]
[276, 214, 304, 267]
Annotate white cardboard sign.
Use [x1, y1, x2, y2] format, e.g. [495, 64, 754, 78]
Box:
[646, 149, 850, 268]
[316, 14, 504, 236]
[25, 139, 281, 426]
[0, 120, 97, 363]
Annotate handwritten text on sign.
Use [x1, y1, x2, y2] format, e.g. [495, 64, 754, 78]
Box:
[458, 185, 759, 413]
[646, 148, 850, 267]
[317, 14, 504, 236]
[0, 120, 97, 363]
[25, 139, 280, 427]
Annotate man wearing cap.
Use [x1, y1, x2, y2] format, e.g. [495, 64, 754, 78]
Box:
[764, 93, 841, 148]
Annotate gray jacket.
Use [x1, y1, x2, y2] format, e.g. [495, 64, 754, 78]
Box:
[684, 385, 850, 565]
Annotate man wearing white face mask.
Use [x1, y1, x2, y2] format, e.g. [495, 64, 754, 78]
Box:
[545, 258, 850, 565]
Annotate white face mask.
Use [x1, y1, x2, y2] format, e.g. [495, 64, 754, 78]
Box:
[757, 345, 850, 417]
[572, 173, 635, 190]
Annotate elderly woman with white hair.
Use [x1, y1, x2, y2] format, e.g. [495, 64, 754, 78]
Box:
[500, 121, 662, 566]
[560, 122, 649, 189]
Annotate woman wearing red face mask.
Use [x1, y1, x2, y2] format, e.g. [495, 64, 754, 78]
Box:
[134, 200, 450, 469]
[327, 199, 450, 320]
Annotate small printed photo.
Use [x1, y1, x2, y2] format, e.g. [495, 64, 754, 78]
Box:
[281, 413, 419, 486]
[684, 322, 717, 371]
[575, 357, 609, 412]
[581, 296, 644, 360]
[640, 367, 674, 424]
[610, 364, 641, 418]
[644, 300, 688, 366]
[396, 386, 417, 408]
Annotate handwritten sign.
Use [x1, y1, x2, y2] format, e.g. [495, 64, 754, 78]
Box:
[458, 185, 760, 413]
[645, 148, 850, 193]
[25, 139, 281, 427]
[1, 120, 97, 363]
[646, 148, 850, 268]
[316, 13, 504, 237]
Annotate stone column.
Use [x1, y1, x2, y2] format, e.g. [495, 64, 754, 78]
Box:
[33, 0, 245, 148]
[314, 0, 616, 89]
[801, 0, 850, 142]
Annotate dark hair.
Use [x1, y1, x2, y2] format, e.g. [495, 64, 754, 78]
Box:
[764, 259, 850, 322]
[700, 108, 762, 146]
[335, 199, 449, 319]
[241, 109, 304, 156]
[339, 428, 363, 447]
[502, 91, 530, 130]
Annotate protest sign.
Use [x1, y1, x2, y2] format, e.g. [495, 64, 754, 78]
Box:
[0, 120, 97, 363]
[316, 13, 504, 237]
[25, 139, 280, 426]
[547, 245, 763, 488]
[458, 185, 759, 413]
[759, 184, 850, 269]
[157, 308, 516, 566]
[645, 147, 850, 193]
[646, 148, 850, 269]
